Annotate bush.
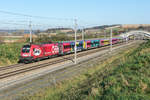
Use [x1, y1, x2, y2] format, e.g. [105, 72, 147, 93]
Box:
[34, 33, 73, 43]
[0, 43, 23, 66]
[0, 36, 4, 43]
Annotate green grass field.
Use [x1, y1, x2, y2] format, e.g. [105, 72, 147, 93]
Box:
[0, 43, 23, 66]
[60, 40, 150, 100]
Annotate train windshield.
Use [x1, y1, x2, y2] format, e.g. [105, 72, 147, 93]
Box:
[22, 45, 31, 53]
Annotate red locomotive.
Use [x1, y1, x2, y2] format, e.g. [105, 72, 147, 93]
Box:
[20, 43, 59, 63]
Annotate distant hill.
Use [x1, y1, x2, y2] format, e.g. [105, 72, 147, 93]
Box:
[45, 25, 121, 34]
[121, 24, 150, 29]
[0, 30, 43, 36]
[46, 28, 73, 33]
[85, 24, 121, 30]
[0, 30, 29, 33]
[1, 24, 150, 36]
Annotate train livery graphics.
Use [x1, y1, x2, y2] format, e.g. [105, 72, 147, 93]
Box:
[19, 37, 124, 63]
[33, 48, 41, 56]
[52, 45, 59, 54]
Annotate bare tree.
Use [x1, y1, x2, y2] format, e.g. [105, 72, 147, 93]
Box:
[0, 36, 4, 43]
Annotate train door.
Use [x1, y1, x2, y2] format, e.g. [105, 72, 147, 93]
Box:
[83, 40, 86, 49]
[58, 43, 63, 55]
[70, 42, 75, 52]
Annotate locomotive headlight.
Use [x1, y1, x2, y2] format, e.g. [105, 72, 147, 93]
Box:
[23, 54, 28, 57]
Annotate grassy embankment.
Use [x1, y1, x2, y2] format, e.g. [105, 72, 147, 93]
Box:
[20, 40, 150, 100]
[0, 43, 23, 66]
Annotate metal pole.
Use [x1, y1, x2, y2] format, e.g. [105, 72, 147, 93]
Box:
[134, 34, 136, 40]
[110, 28, 112, 52]
[29, 21, 32, 43]
[82, 27, 84, 41]
[74, 19, 77, 64]
[126, 37, 128, 43]
[104, 30, 106, 38]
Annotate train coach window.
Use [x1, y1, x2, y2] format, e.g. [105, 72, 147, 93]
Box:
[95, 42, 99, 43]
[64, 45, 71, 49]
[87, 43, 91, 45]
[67, 45, 70, 49]
[79, 44, 83, 47]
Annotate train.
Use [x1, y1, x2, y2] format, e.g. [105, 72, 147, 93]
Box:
[19, 37, 125, 63]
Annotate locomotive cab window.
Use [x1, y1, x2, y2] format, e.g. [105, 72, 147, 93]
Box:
[22, 45, 31, 53]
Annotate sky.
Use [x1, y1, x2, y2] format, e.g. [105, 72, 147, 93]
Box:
[0, 0, 150, 29]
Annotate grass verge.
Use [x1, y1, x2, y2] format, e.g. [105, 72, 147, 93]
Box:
[0, 43, 23, 66]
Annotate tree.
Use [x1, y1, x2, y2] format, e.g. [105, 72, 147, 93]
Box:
[35, 34, 52, 43]
[35, 30, 41, 35]
[0, 36, 4, 43]
[138, 26, 144, 30]
[12, 30, 25, 36]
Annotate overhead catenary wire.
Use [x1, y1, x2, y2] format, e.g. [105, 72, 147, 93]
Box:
[0, 20, 74, 30]
[0, 10, 99, 27]
[0, 10, 74, 21]
[0, 10, 102, 31]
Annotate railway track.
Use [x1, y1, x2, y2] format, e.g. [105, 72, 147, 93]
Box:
[0, 41, 131, 79]
[0, 64, 24, 71]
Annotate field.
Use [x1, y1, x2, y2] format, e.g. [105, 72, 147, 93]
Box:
[0, 43, 23, 66]
[60, 41, 150, 100]
[18, 40, 150, 100]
